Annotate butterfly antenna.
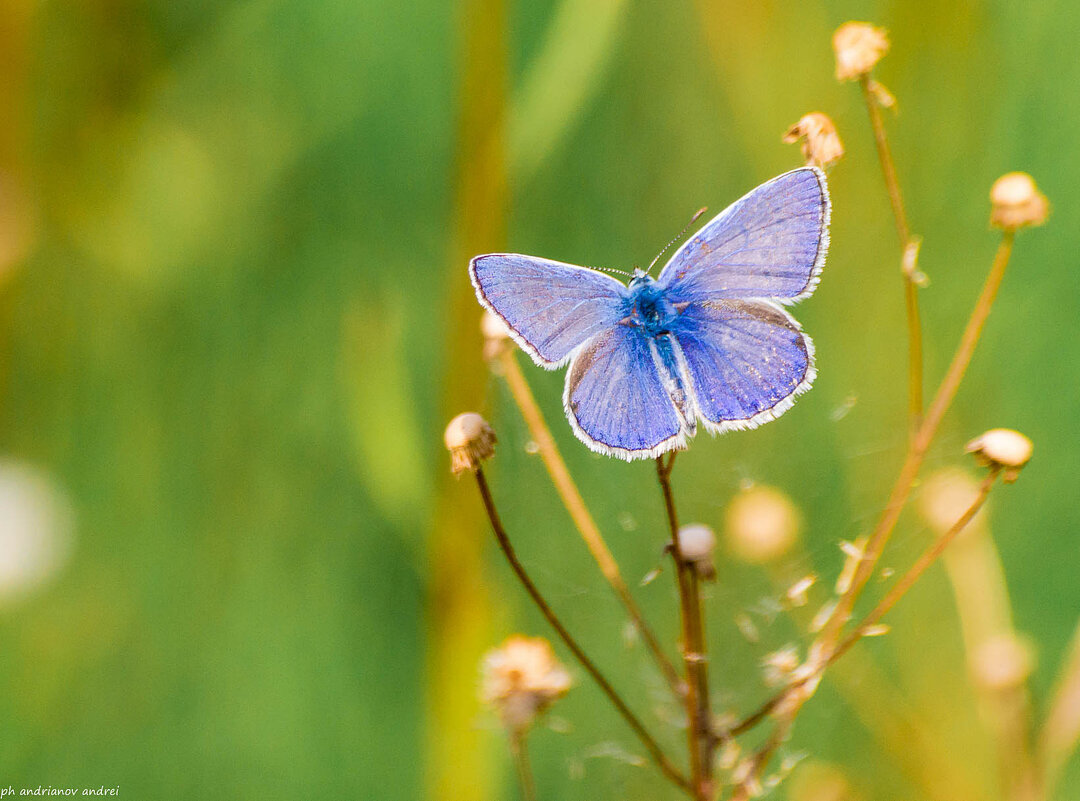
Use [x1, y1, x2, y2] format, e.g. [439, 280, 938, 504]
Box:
[590, 265, 634, 278]
[646, 206, 708, 274]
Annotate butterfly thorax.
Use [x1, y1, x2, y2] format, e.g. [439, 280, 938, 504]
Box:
[625, 274, 679, 336]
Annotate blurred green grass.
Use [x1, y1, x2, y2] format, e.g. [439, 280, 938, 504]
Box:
[1, 0, 1079, 799]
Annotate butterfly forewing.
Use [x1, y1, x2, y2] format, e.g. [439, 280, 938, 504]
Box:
[658, 167, 829, 304]
[470, 254, 627, 366]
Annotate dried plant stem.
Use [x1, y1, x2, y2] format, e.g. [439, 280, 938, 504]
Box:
[763, 563, 984, 801]
[831, 468, 1000, 663]
[730, 468, 1001, 798]
[498, 349, 683, 696]
[859, 74, 924, 430]
[509, 732, 536, 801]
[656, 455, 712, 801]
[729, 717, 794, 801]
[473, 467, 692, 793]
[730, 233, 1017, 743]
[816, 231, 1016, 658]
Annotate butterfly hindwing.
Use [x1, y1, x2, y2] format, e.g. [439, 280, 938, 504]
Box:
[470, 254, 628, 367]
[658, 167, 829, 304]
[564, 325, 687, 459]
[669, 299, 814, 431]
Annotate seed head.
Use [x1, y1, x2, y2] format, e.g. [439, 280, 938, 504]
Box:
[724, 485, 802, 564]
[833, 22, 889, 81]
[783, 113, 845, 169]
[480, 635, 572, 732]
[677, 523, 716, 580]
[971, 633, 1035, 691]
[990, 172, 1049, 230]
[966, 428, 1033, 483]
[444, 412, 496, 475]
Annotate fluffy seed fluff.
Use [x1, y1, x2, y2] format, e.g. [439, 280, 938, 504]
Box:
[833, 22, 889, 81]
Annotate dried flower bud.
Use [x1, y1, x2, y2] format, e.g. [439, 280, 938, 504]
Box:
[833, 22, 889, 81]
[444, 412, 496, 474]
[966, 428, 1033, 483]
[786, 574, 817, 608]
[762, 645, 800, 687]
[810, 599, 838, 633]
[480, 635, 572, 732]
[971, 633, 1035, 691]
[481, 310, 512, 360]
[860, 623, 890, 637]
[717, 738, 741, 770]
[917, 468, 988, 536]
[725, 485, 801, 564]
[990, 172, 1049, 230]
[783, 113, 845, 169]
[734, 612, 760, 643]
[835, 537, 866, 595]
[677, 523, 716, 580]
[868, 80, 897, 111]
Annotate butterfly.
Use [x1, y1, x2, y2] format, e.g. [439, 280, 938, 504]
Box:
[470, 167, 830, 461]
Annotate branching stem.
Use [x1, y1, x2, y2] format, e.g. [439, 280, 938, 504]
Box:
[656, 455, 712, 800]
[498, 349, 684, 697]
[729, 467, 1002, 796]
[860, 74, 924, 431]
[473, 467, 692, 794]
[816, 231, 1015, 658]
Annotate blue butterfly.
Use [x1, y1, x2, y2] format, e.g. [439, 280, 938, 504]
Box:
[470, 167, 830, 461]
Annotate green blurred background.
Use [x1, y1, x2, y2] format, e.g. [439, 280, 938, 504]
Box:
[1, 0, 1078, 799]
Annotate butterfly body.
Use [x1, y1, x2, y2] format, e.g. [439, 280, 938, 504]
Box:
[470, 167, 830, 461]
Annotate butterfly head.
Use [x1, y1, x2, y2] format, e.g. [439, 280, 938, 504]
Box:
[625, 273, 680, 336]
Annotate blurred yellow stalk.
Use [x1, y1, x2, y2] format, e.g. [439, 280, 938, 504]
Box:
[426, 1, 508, 799]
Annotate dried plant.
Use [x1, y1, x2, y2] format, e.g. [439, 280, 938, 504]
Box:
[445, 19, 1068, 801]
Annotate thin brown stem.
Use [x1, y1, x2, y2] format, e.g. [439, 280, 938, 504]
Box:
[860, 74, 924, 430]
[816, 231, 1016, 658]
[656, 456, 712, 800]
[860, 75, 911, 245]
[729, 716, 794, 801]
[473, 467, 692, 793]
[731, 468, 1002, 793]
[498, 349, 684, 696]
[728, 232, 1018, 745]
[509, 731, 536, 801]
[832, 468, 1000, 663]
